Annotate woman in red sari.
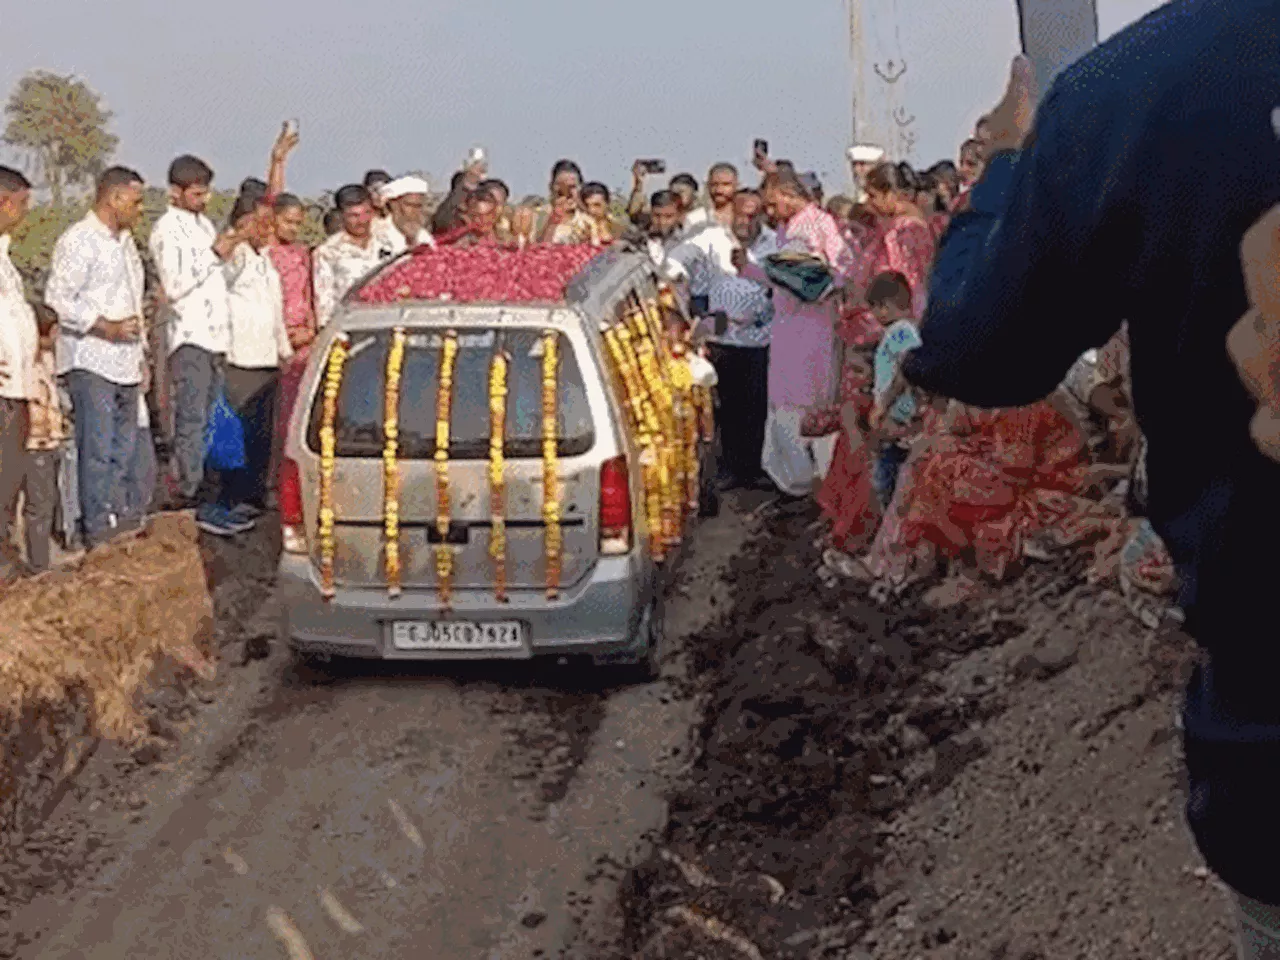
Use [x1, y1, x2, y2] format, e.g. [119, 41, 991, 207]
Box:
[855, 394, 1116, 602]
[815, 164, 936, 555]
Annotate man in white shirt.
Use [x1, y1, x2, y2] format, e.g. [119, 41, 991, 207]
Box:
[45, 166, 148, 549]
[313, 184, 398, 327]
[0, 167, 38, 577]
[375, 176, 436, 255]
[149, 154, 238, 509]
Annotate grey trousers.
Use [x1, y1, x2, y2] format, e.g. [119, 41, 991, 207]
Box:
[0, 398, 28, 573]
[22, 450, 57, 572]
[0, 399, 58, 574]
[168, 345, 222, 500]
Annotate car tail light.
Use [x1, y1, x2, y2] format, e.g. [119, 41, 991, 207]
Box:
[279, 457, 308, 554]
[599, 455, 632, 556]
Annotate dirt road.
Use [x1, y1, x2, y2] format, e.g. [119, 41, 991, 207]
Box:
[1, 497, 756, 959]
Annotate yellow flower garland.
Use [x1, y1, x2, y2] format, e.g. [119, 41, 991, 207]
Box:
[488, 351, 509, 602]
[603, 323, 665, 562]
[617, 323, 678, 546]
[435, 331, 459, 608]
[318, 333, 351, 601]
[383, 327, 407, 598]
[542, 332, 562, 599]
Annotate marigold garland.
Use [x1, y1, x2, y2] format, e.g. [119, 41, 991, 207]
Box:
[669, 341, 701, 509]
[435, 331, 459, 608]
[318, 333, 351, 601]
[542, 332, 563, 599]
[627, 334, 678, 543]
[603, 324, 665, 562]
[383, 327, 407, 598]
[488, 350, 510, 602]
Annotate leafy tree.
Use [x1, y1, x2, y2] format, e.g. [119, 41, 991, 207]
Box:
[3, 71, 118, 206]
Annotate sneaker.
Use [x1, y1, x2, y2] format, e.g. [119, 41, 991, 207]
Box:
[196, 504, 251, 537]
[228, 503, 263, 525]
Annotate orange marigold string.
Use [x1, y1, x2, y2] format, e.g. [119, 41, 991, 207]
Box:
[488, 350, 510, 602]
[435, 331, 459, 609]
[542, 332, 562, 599]
[383, 327, 407, 598]
[318, 334, 351, 601]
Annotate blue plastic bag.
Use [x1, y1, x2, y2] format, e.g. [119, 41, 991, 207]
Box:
[204, 389, 246, 471]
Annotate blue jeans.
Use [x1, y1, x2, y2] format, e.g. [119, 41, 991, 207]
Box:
[168, 345, 222, 500]
[873, 441, 909, 511]
[66, 370, 140, 547]
[128, 424, 156, 518]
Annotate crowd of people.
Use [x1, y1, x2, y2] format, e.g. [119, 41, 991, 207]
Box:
[0, 119, 1174, 626]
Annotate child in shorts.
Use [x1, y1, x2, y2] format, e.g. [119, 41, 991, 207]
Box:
[866, 271, 923, 509]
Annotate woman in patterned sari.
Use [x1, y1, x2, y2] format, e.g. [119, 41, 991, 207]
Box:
[815, 163, 936, 553]
[854, 389, 1120, 604]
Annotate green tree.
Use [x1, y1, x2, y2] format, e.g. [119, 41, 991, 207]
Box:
[3, 71, 118, 207]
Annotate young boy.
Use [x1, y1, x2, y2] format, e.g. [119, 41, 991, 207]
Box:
[866, 271, 923, 508]
[23, 306, 69, 572]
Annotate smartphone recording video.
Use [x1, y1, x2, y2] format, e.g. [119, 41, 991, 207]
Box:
[1015, 0, 1098, 97]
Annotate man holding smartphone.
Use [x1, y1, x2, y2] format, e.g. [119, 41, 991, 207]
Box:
[901, 3, 1280, 953]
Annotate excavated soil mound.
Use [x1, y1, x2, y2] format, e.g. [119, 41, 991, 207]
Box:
[0, 513, 214, 851]
[619, 500, 1231, 959]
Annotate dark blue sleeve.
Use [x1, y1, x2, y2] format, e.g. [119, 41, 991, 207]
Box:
[903, 86, 1131, 407]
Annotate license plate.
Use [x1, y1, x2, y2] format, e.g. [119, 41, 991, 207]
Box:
[391, 620, 525, 652]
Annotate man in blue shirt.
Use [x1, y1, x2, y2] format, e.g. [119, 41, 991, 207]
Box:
[903, 0, 1280, 942]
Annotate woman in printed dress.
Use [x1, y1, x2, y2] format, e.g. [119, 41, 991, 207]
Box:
[268, 194, 317, 484]
[815, 163, 936, 554]
[737, 169, 855, 496]
[851, 395, 1114, 603]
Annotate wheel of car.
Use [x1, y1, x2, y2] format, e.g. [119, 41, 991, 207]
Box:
[699, 470, 722, 518]
[602, 596, 664, 685]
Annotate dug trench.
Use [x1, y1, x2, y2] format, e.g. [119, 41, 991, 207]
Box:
[616, 500, 1239, 959]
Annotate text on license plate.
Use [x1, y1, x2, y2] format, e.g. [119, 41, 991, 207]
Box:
[391, 620, 524, 651]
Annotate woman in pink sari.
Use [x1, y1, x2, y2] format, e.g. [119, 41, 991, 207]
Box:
[739, 170, 855, 496]
[816, 164, 936, 553]
[267, 197, 317, 490]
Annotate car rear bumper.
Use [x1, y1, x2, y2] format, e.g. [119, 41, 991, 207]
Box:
[278, 552, 652, 660]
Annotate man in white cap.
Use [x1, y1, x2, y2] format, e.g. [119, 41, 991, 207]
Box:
[846, 144, 885, 203]
[375, 175, 436, 255]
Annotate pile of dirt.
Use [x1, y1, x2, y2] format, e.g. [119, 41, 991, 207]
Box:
[0, 514, 215, 852]
[618, 500, 1230, 959]
[0, 518, 281, 955]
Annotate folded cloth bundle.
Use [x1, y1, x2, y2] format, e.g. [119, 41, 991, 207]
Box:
[763, 252, 835, 303]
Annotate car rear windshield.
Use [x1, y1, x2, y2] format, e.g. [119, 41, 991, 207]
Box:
[306, 328, 595, 460]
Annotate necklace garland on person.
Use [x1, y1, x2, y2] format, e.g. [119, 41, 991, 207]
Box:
[383, 327, 407, 598]
[541, 332, 563, 599]
[435, 331, 459, 608]
[488, 349, 510, 602]
[318, 333, 351, 601]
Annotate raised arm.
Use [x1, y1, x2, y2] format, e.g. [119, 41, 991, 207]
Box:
[267, 121, 299, 198]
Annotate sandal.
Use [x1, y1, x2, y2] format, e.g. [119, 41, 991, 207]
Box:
[822, 548, 863, 579]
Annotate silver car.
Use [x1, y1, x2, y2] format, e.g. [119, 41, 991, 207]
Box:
[277, 247, 716, 680]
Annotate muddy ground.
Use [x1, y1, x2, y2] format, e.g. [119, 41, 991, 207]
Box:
[0, 493, 1242, 958]
[618, 500, 1237, 960]
[0, 498, 755, 959]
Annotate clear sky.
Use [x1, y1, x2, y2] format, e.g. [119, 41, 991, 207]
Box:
[1, 0, 1168, 199]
